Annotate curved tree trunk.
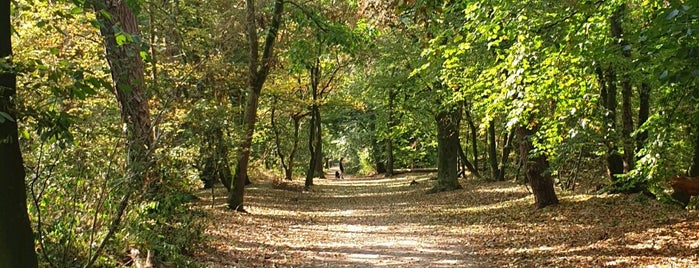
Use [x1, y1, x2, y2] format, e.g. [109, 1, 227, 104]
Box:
[430, 105, 462, 193]
[0, 3, 39, 266]
[516, 124, 558, 209]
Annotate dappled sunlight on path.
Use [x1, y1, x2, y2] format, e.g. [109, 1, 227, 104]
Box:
[193, 172, 699, 267]
[193, 173, 478, 267]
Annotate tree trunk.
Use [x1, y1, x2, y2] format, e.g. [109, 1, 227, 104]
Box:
[636, 82, 650, 154]
[370, 111, 387, 174]
[601, 66, 624, 181]
[0, 3, 39, 265]
[497, 131, 514, 181]
[287, 114, 303, 180]
[228, 0, 284, 211]
[96, 0, 157, 193]
[313, 107, 324, 178]
[430, 106, 462, 192]
[384, 87, 398, 176]
[458, 143, 479, 178]
[214, 128, 232, 190]
[305, 103, 320, 187]
[385, 137, 394, 176]
[611, 4, 635, 173]
[465, 105, 479, 172]
[516, 124, 558, 209]
[487, 122, 499, 180]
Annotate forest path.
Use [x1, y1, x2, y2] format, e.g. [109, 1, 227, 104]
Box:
[192, 171, 699, 267]
[193, 171, 478, 267]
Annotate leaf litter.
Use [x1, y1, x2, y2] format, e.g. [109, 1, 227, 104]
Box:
[192, 173, 699, 267]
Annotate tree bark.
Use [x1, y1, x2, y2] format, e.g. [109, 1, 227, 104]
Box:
[0, 3, 39, 265]
[96, 0, 157, 193]
[430, 105, 462, 192]
[516, 124, 558, 209]
[228, 0, 284, 211]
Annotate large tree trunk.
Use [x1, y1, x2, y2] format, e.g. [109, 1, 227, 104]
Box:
[429, 106, 462, 193]
[516, 124, 558, 209]
[0, 3, 39, 266]
[228, 0, 284, 211]
[97, 0, 157, 192]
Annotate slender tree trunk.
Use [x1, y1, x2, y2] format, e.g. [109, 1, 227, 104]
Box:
[228, 0, 284, 211]
[516, 124, 558, 209]
[369, 111, 387, 174]
[287, 114, 303, 180]
[305, 103, 320, 187]
[458, 143, 479, 178]
[487, 122, 499, 180]
[430, 105, 462, 193]
[497, 131, 514, 181]
[636, 83, 650, 154]
[0, 3, 39, 265]
[601, 67, 624, 181]
[215, 128, 232, 190]
[611, 4, 635, 172]
[465, 105, 479, 172]
[313, 107, 324, 177]
[270, 104, 290, 179]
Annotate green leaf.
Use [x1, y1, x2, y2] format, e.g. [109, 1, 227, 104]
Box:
[115, 33, 128, 46]
[0, 111, 14, 122]
[70, 6, 83, 14]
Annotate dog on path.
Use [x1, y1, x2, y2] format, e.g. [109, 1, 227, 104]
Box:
[335, 170, 341, 179]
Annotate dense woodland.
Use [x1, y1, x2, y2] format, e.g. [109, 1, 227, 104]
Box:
[2, 0, 699, 267]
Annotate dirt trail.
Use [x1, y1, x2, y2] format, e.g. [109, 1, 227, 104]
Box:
[194, 172, 476, 267]
[193, 172, 699, 267]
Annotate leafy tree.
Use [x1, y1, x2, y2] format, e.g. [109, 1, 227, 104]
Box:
[228, 0, 284, 211]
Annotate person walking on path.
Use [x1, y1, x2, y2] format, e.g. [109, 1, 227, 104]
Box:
[339, 157, 345, 179]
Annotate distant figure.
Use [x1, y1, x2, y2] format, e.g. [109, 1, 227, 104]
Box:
[335, 170, 341, 179]
[339, 157, 345, 179]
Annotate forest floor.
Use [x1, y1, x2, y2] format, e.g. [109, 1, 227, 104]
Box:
[192, 171, 699, 267]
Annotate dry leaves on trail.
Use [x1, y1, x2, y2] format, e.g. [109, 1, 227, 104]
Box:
[192, 173, 699, 267]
